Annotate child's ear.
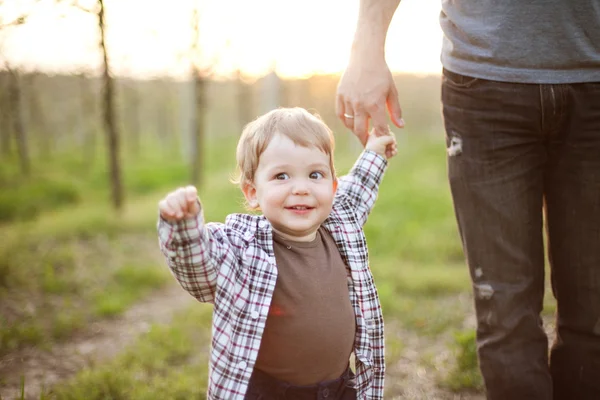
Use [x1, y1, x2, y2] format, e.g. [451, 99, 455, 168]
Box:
[242, 182, 259, 209]
[333, 178, 338, 193]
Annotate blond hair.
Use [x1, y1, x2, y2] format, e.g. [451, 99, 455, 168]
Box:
[232, 107, 336, 190]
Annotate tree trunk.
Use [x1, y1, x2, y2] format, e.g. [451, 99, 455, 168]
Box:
[236, 69, 253, 132]
[79, 74, 97, 168]
[260, 69, 281, 114]
[26, 73, 51, 160]
[190, 71, 205, 187]
[128, 83, 140, 156]
[8, 70, 30, 176]
[0, 72, 12, 157]
[98, 0, 123, 209]
[178, 78, 193, 161]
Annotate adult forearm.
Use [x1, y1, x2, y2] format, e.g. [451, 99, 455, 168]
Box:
[351, 0, 401, 59]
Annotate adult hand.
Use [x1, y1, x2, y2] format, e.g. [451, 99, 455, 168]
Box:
[336, 57, 404, 145]
[159, 185, 200, 222]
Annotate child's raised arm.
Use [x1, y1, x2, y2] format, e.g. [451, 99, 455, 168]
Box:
[335, 130, 396, 226]
[158, 186, 235, 304]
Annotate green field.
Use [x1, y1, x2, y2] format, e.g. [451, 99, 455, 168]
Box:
[0, 126, 508, 399]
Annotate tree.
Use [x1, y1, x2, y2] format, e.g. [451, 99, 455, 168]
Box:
[118, 56, 141, 158]
[188, 3, 208, 188]
[0, 70, 11, 157]
[78, 72, 98, 167]
[97, 0, 122, 209]
[71, 0, 123, 209]
[0, 2, 36, 175]
[235, 68, 253, 133]
[123, 79, 141, 157]
[7, 67, 29, 175]
[23, 72, 50, 161]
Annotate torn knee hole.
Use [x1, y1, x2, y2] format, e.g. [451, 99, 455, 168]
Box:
[475, 283, 494, 300]
[447, 135, 463, 157]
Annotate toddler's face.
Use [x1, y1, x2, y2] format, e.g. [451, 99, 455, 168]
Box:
[243, 134, 336, 242]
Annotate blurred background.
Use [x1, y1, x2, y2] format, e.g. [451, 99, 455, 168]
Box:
[0, 0, 537, 399]
[0, 0, 445, 214]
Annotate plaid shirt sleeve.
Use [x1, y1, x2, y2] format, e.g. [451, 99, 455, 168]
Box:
[336, 150, 388, 226]
[330, 150, 388, 400]
[157, 202, 237, 304]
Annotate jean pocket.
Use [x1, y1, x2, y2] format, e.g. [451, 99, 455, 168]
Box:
[442, 68, 481, 89]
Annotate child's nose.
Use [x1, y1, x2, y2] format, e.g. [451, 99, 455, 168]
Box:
[291, 179, 309, 195]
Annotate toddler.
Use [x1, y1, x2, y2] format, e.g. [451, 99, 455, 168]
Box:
[158, 107, 396, 399]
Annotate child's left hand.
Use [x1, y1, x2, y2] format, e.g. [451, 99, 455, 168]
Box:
[366, 128, 398, 159]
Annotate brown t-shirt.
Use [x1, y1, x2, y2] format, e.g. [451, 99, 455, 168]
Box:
[253, 227, 356, 385]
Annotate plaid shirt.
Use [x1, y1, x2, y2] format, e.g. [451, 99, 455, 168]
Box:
[158, 150, 387, 400]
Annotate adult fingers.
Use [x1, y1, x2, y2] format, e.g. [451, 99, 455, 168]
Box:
[342, 100, 355, 131]
[387, 85, 404, 128]
[353, 110, 369, 146]
[369, 103, 390, 137]
[335, 94, 346, 124]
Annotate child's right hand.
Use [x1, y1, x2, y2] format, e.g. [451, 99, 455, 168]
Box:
[159, 185, 200, 222]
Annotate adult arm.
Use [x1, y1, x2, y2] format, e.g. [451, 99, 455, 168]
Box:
[336, 0, 404, 144]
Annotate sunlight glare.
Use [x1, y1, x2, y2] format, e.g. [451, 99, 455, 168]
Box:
[0, 0, 443, 78]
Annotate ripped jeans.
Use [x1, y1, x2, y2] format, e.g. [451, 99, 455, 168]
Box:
[442, 68, 600, 400]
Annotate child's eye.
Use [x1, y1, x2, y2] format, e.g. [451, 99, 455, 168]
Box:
[309, 171, 324, 180]
[275, 173, 289, 180]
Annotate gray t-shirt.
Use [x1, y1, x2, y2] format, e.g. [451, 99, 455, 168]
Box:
[440, 0, 600, 83]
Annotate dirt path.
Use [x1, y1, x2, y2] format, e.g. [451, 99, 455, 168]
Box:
[384, 311, 555, 400]
[1, 286, 481, 400]
[0, 284, 196, 400]
[385, 321, 485, 400]
[0, 284, 556, 400]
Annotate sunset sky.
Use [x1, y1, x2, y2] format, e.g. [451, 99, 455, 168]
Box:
[0, 0, 443, 79]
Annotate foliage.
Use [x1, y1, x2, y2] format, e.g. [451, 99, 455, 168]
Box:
[0, 177, 79, 223]
[0, 114, 557, 397]
[46, 306, 212, 400]
[443, 329, 484, 391]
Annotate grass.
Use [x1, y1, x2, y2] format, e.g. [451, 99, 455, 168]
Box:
[0, 136, 240, 355]
[443, 330, 484, 391]
[0, 232, 172, 355]
[93, 265, 167, 317]
[1, 131, 560, 397]
[44, 305, 213, 400]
